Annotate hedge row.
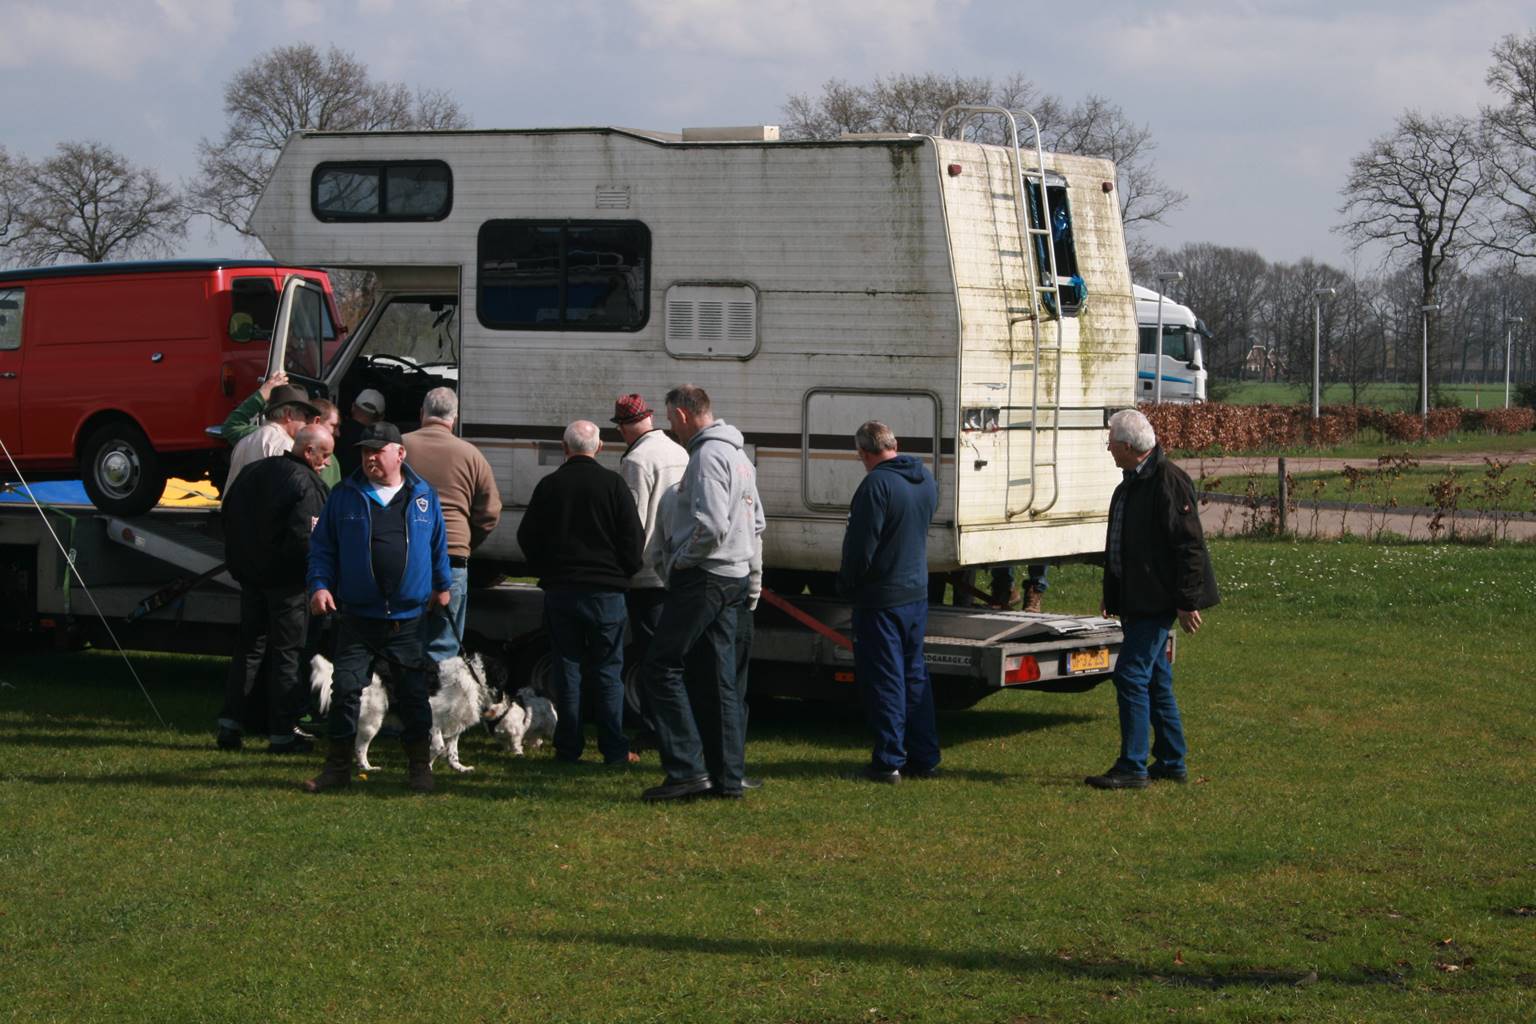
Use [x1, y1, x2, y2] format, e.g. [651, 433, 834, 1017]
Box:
[1141, 402, 1536, 453]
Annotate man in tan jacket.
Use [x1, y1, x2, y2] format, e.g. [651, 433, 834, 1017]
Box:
[404, 387, 503, 661]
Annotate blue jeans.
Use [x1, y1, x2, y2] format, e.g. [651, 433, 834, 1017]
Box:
[853, 599, 940, 774]
[1111, 614, 1187, 776]
[642, 568, 749, 790]
[327, 615, 431, 742]
[543, 588, 629, 764]
[422, 566, 469, 662]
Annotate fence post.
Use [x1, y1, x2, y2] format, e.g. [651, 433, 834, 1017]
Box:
[1277, 457, 1289, 535]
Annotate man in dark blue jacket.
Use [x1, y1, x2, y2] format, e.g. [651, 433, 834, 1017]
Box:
[837, 420, 940, 783]
[303, 422, 452, 793]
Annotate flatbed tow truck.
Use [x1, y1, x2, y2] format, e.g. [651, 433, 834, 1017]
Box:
[0, 495, 1121, 712]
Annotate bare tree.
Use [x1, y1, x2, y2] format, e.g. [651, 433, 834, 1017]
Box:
[1338, 111, 1492, 410]
[5, 141, 184, 265]
[1155, 243, 1270, 380]
[191, 44, 469, 236]
[781, 74, 1185, 233]
[0, 146, 20, 251]
[1481, 31, 1536, 260]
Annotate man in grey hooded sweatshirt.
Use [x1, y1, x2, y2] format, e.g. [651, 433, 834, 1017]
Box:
[639, 384, 766, 802]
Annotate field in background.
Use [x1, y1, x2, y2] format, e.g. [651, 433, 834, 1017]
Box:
[1216, 380, 1522, 409]
[3, 540, 1534, 1023]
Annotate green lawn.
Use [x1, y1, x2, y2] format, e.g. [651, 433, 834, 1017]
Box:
[1216, 380, 1522, 410]
[1203, 462, 1536, 514]
[3, 541, 1535, 1022]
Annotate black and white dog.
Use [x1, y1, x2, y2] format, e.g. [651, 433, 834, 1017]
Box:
[482, 687, 558, 757]
[310, 652, 491, 773]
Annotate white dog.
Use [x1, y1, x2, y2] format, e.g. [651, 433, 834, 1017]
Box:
[483, 686, 558, 757]
[310, 652, 491, 773]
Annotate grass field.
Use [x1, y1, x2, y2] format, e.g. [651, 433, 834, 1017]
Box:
[3, 540, 1535, 1023]
[1203, 462, 1536, 514]
[1214, 381, 1524, 410]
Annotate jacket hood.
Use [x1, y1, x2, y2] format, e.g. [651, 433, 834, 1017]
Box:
[689, 421, 744, 451]
[875, 453, 929, 484]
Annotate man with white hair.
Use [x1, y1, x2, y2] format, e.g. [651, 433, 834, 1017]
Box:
[516, 419, 645, 766]
[404, 387, 502, 662]
[1088, 408, 1219, 790]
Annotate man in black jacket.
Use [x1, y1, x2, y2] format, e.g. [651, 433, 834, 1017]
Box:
[517, 420, 645, 766]
[1088, 408, 1220, 789]
[837, 420, 941, 784]
[216, 425, 333, 753]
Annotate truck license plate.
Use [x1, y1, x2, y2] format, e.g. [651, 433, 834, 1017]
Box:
[1068, 647, 1110, 673]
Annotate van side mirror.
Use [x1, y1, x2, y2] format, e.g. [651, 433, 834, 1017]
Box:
[228, 312, 255, 342]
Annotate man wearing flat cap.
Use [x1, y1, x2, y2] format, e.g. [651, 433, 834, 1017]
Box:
[225, 383, 320, 490]
[304, 421, 452, 794]
[613, 393, 689, 745]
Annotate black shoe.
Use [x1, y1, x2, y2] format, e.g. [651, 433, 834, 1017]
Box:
[1148, 764, 1189, 783]
[641, 775, 713, 802]
[908, 765, 942, 780]
[267, 736, 315, 755]
[216, 728, 242, 752]
[710, 776, 762, 798]
[1085, 770, 1149, 790]
[851, 765, 901, 785]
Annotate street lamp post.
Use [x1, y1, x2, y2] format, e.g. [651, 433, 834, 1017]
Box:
[1506, 316, 1525, 409]
[1420, 303, 1440, 427]
[1312, 287, 1336, 420]
[1153, 270, 1183, 404]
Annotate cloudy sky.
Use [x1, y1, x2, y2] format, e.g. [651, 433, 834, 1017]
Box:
[2, 0, 1528, 270]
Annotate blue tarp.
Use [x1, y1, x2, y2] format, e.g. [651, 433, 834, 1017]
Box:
[0, 480, 92, 505]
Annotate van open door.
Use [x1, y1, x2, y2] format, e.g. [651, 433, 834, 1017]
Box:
[266, 275, 331, 396]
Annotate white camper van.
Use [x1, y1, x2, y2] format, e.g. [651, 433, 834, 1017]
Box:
[1133, 284, 1207, 403]
[249, 119, 1138, 577]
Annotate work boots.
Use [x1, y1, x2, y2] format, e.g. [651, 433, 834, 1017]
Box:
[303, 739, 353, 793]
[1023, 586, 1044, 613]
[404, 738, 435, 793]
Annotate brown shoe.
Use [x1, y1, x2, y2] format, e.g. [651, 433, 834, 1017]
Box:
[303, 739, 353, 793]
[404, 738, 435, 793]
[1022, 586, 1043, 613]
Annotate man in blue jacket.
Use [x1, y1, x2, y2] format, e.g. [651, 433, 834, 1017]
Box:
[837, 420, 940, 783]
[303, 421, 452, 794]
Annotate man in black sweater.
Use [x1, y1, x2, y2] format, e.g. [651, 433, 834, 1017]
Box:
[216, 424, 333, 753]
[517, 420, 645, 765]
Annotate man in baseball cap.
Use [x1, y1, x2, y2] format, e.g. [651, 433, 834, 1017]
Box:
[306, 418, 452, 794]
[339, 389, 388, 476]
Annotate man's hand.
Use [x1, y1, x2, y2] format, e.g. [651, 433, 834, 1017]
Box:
[1177, 608, 1202, 635]
[310, 588, 336, 616]
[258, 370, 289, 401]
[435, 590, 452, 608]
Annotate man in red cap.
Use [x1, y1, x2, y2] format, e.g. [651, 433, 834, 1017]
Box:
[613, 393, 688, 745]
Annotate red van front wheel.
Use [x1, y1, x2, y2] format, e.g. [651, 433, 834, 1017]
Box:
[80, 421, 166, 516]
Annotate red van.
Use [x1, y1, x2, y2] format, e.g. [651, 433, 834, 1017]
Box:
[0, 260, 342, 515]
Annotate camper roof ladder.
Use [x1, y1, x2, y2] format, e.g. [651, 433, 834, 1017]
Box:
[936, 105, 1064, 518]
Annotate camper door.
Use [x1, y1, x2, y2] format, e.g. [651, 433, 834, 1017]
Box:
[266, 275, 331, 395]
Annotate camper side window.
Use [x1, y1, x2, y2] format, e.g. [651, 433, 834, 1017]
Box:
[0, 288, 22, 350]
[312, 161, 452, 221]
[477, 220, 650, 332]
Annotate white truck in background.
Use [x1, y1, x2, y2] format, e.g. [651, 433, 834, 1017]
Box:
[1134, 284, 1208, 403]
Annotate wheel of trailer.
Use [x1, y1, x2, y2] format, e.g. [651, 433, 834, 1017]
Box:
[621, 656, 647, 726]
[80, 420, 166, 516]
[507, 635, 556, 700]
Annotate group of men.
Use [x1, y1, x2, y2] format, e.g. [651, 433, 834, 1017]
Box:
[214, 371, 1218, 797]
[215, 381, 502, 794]
[516, 385, 765, 800]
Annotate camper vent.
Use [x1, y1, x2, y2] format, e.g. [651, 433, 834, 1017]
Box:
[664, 283, 758, 359]
[595, 186, 631, 209]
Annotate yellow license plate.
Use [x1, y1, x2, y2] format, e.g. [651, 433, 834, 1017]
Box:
[1068, 647, 1111, 673]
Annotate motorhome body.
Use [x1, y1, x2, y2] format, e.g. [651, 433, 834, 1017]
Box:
[1133, 284, 1208, 404]
[250, 124, 1139, 574]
